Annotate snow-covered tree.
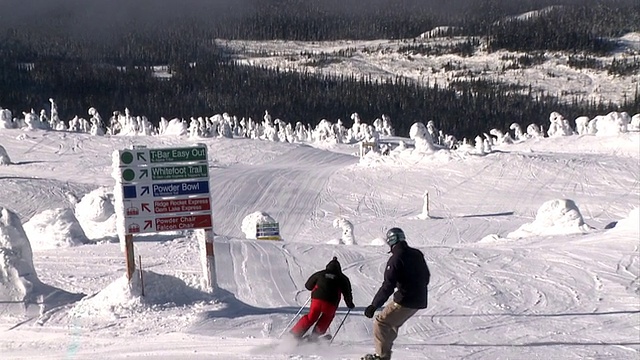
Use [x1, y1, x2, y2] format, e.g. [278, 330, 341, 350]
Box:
[409, 122, 436, 152]
[526, 123, 544, 138]
[49, 98, 66, 131]
[574, 116, 590, 135]
[630, 113, 640, 131]
[24, 109, 49, 130]
[509, 123, 526, 141]
[547, 112, 572, 137]
[332, 217, 355, 245]
[381, 114, 394, 136]
[0, 107, 14, 129]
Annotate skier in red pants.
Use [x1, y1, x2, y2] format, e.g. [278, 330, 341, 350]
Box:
[290, 257, 355, 340]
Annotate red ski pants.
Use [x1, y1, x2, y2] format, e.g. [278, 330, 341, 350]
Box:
[291, 298, 338, 336]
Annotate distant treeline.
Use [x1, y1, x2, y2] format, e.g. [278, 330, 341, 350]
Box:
[0, 0, 638, 139]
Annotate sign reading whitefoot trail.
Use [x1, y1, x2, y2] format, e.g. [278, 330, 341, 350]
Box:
[117, 145, 213, 235]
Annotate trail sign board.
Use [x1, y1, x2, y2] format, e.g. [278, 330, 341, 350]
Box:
[256, 222, 281, 241]
[114, 144, 217, 288]
[115, 144, 213, 236]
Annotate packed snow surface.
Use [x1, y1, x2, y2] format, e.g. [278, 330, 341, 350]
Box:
[0, 125, 638, 359]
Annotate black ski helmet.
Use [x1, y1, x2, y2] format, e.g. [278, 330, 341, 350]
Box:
[385, 227, 406, 247]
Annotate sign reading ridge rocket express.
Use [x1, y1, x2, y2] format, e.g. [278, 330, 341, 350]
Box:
[119, 146, 207, 167]
[124, 197, 211, 216]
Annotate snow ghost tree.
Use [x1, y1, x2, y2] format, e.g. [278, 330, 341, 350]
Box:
[596, 111, 630, 135]
[629, 113, 640, 131]
[526, 123, 544, 138]
[489, 128, 513, 145]
[547, 112, 572, 137]
[88, 107, 105, 136]
[333, 217, 355, 245]
[0, 107, 13, 129]
[24, 109, 49, 130]
[426, 121, 438, 143]
[0, 145, 11, 165]
[474, 135, 485, 154]
[574, 116, 590, 135]
[409, 122, 436, 152]
[509, 123, 525, 141]
[49, 98, 66, 131]
[381, 114, 393, 136]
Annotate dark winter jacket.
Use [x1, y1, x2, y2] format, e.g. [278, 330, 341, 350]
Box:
[306, 257, 354, 307]
[371, 242, 430, 309]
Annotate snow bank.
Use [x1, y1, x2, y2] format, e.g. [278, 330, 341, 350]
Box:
[507, 199, 592, 238]
[71, 270, 212, 319]
[23, 208, 89, 250]
[0, 207, 41, 304]
[241, 211, 276, 239]
[609, 207, 640, 233]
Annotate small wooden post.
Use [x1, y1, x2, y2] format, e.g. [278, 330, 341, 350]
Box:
[139, 255, 145, 297]
[125, 234, 135, 281]
[201, 228, 217, 291]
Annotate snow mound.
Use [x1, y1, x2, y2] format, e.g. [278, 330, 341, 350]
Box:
[0, 144, 10, 165]
[75, 187, 115, 222]
[71, 270, 212, 319]
[0, 207, 40, 304]
[74, 187, 117, 241]
[23, 208, 89, 250]
[507, 199, 592, 238]
[370, 237, 386, 246]
[609, 207, 639, 233]
[241, 211, 276, 239]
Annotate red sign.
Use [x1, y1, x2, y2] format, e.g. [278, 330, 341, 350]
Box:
[153, 197, 211, 214]
[155, 214, 212, 232]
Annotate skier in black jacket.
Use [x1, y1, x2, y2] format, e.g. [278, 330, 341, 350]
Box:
[363, 227, 431, 360]
[290, 256, 355, 339]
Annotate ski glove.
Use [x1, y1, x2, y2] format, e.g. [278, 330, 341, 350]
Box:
[346, 301, 355, 309]
[364, 305, 376, 318]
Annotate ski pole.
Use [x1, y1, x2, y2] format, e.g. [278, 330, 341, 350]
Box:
[329, 308, 351, 344]
[278, 296, 311, 338]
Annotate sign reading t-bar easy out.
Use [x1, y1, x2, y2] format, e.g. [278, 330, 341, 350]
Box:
[117, 145, 213, 235]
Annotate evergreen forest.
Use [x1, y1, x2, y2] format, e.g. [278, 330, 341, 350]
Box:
[0, 0, 638, 138]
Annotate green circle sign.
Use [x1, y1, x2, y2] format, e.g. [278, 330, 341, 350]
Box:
[120, 151, 133, 164]
[122, 169, 135, 181]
